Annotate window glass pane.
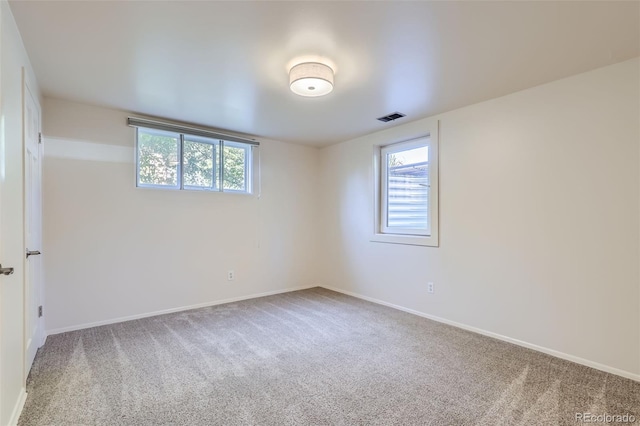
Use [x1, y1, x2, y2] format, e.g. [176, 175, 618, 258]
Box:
[137, 129, 179, 186]
[386, 146, 429, 229]
[223, 144, 247, 191]
[184, 139, 217, 189]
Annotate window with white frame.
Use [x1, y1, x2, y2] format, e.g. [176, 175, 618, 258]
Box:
[373, 123, 439, 246]
[131, 118, 258, 194]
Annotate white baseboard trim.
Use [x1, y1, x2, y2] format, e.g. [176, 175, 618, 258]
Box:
[8, 388, 27, 426]
[39, 331, 47, 348]
[46, 285, 317, 336]
[321, 286, 640, 383]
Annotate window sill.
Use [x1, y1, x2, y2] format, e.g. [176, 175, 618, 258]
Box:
[370, 233, 438, 247]
[135, 185, 259, 198]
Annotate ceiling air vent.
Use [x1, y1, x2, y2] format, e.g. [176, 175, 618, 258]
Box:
[377, 112, 406, 123]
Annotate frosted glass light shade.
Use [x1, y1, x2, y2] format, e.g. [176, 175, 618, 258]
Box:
[289, 62, 334, 97]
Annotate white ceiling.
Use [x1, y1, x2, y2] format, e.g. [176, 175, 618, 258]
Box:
[9, 1, 640, 147]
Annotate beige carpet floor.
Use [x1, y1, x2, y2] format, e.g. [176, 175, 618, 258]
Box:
[19, 287, 640, 425]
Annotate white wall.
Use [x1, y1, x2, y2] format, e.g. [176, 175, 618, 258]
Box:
[0, 1, 41, 424]
[319, 58, 640, 378]
[42, 98, 320, 332]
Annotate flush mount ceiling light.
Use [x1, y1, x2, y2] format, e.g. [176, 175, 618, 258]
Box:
[289, 62, 334, 97]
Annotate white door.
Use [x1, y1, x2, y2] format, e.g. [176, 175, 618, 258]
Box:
[24, 75, 43, 375]
[1, 52, 30, 424]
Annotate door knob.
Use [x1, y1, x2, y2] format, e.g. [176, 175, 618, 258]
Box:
[26, 249, 41, 258]
[0, 264, 14, 276]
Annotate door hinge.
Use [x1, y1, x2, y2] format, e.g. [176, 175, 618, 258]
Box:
[38, 305, 43, 317]
[38, 132, 42, 144]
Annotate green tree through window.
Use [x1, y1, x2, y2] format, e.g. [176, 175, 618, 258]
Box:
[184, 139, 216, 189]
[223, 145, 246, 191]
[138, 132, 179, 186]
[136, 128, 252, 193]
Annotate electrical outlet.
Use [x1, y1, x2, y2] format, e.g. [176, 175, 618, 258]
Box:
[427, 282, 434, 294]
[228, 270, 235, 281]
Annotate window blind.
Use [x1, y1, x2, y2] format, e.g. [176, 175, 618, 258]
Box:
[127, 116, 259, 146]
